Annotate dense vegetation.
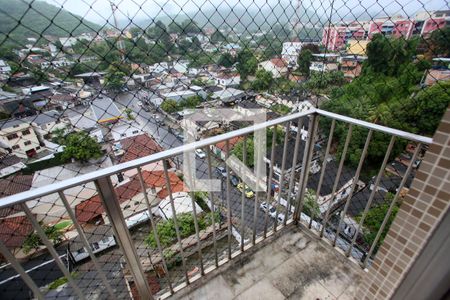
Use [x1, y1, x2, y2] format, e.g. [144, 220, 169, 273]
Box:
[321, 34, 450, 167]
[145, 212, 219, 248]
[23, 222, 64, 254]
[0, 0, 99, 44]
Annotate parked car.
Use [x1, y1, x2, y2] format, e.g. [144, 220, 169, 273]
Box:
[260, 201, 270, 212]
[237, 183, 254, 198]
[230, 175, 239, 187]
[269, 206, 278, 218]
[195, 149, 206, 159]
[276, 213, 285, 223]
[216, 167, 228, 178]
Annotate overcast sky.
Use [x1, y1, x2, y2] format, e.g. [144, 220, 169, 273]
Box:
[43, 0, 449, 25]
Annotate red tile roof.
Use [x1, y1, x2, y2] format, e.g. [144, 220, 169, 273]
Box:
[75, 171, 185, 223]
[0, 174, 33, 218]
[270, 58, 288, 68]
[214, 136, 243, 152]
[0, 216, 34, 248]
[119, 134, 163, 163]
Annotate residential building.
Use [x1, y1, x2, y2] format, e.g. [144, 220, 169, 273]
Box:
[310, 53, 339, 72]
[339, 55, 367, 80]
[215, 73, 241, 87]
[281, 41, 303, 65]
[211, 87, 246, 105]
[346, 39, 369, 55]
[90, 96, 123, 124]
[0, 153, 25, 178]
[0, 119, 43, 158]
[24, 110, 69, 142]
[0, 60, 11, 80]
[258, 58, 288, 78]
[322, 10, 449, 50]
[423, 58, 450, 86]
[75, 170, 186, 224]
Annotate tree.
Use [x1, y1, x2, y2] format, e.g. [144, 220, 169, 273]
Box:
[236, 49, 258, 80]
[217, 53, 235, 67]
[129, 27, 142, 38]
[427, 27, 450, 57]
[407, 81, 450, 135]
[179, 95, 202, 109]
[124, 108, 135, 120]
[160, 99, 179, 113]
[302, 189, 320, 218]
[147, 21, 172, 49]
[262, 41, 282, 60]
[356, 193, 398, 252]
[104, 66, 126, 91]
[23, 223, 64, 254]
[61, 131, 103, 163]
[302, 43, 320, 54]
[297, 49, 313, 77]
[168, 21, 182, 34]
[365, 34, 418, 77]
[252, 69, 274, 91]
[211, 30, 226, 44]
[181, 19, 202, 34]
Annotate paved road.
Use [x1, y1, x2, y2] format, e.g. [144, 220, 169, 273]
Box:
[116, 90, 278, 236]
[0, 247, 67, 300]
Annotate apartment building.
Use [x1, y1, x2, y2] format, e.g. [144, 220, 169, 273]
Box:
[322, 10, 449, 51]
[0, 119, 43, 158]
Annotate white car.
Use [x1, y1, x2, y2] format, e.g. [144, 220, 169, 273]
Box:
[195, 149, 206, 159]
[260, 202, 269, 212]
[276, 213, 285, 223]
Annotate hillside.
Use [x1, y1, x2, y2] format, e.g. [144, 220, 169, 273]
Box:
[132, 1, 323, 35]
[0, 0, 100, 44]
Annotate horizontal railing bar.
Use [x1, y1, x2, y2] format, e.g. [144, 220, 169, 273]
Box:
[316, 109, 433, 144]
[0, 108, 432, 208]
[0, 109, 316, 208]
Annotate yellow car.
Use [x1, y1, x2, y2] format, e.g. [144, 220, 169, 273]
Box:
[237, 183, 254, 198]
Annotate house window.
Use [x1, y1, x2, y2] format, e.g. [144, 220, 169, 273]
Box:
[12, 145, 20, 150]
[24, 141, 31, 146]
[22, 129, 31, 135]
[7, 133, 18, 140]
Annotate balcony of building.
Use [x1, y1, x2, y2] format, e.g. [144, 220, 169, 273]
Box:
[0, 107, 449, 300]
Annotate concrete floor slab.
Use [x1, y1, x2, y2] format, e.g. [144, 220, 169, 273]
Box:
[168, 225, 363, 300]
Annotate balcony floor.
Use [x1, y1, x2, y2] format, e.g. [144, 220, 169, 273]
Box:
[169, 225, 363, 300]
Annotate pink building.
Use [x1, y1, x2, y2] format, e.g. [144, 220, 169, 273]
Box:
[421, 17, 448, 37]
[321, 24, 367, 51]
[322, 10, 449, 51]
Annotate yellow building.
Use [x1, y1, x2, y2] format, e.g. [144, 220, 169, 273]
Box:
[347, 40, 369, 55]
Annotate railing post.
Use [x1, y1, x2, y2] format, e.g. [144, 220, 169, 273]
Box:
[293, 113, 318, 223]
[94, 176, 153, 299]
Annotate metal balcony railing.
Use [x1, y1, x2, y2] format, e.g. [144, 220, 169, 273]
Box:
[0, 108, 432, 300]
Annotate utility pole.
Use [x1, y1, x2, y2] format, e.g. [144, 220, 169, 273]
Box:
[109, 0, 126, 61]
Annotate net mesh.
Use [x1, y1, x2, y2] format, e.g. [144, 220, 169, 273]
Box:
[0, 0, 448, 298]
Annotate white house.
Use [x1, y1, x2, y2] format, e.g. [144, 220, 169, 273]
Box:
[0, 119, 44, 158]
[173, 60, 189, 74]
[215, 73, 241, 87]
[258, 58, 288, 78]
[0, 60, 11, 75]
[282, 41, 303, 65]
[157, 192, 202, 221]
[25, 110, 70, 142]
